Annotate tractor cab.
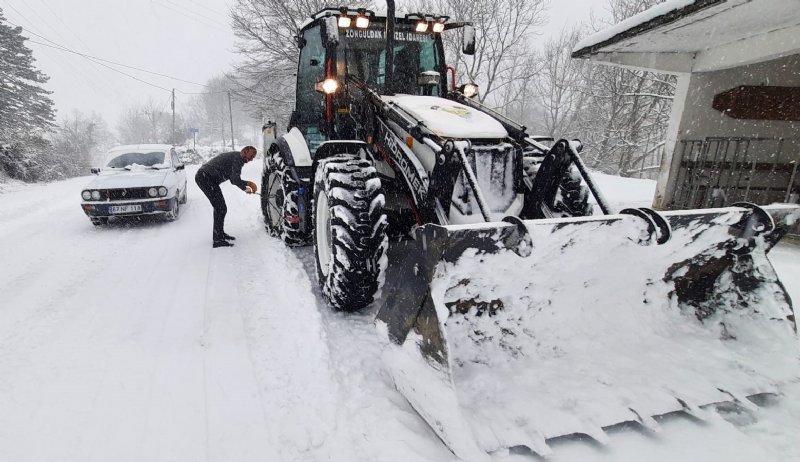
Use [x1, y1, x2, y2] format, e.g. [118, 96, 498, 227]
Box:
[291, 8, 475, 152]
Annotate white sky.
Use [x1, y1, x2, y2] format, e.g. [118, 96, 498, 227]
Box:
[2, 0, 236, 128]
[1, 0, 598, 130]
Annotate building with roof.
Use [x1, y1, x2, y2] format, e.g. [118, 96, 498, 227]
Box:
[573, 0, 799, 210]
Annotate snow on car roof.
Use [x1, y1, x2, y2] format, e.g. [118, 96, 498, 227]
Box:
[107, 144, 173, 153]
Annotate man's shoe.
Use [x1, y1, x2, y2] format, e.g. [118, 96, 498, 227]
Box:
[213, 240, 234, 248]
[222, 233, 236, 241]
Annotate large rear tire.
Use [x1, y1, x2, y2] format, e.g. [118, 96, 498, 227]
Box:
[262, 152, 306, 246]
[313, 156, 388, 312]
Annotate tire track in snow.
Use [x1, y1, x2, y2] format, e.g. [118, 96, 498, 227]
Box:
[293, 247, 455, 462]
[226, 192, 345, 461]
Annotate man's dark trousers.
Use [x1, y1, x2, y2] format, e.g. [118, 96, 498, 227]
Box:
[195, 170, 227, 241]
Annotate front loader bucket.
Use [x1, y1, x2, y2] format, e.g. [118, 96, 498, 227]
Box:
[375, 204, 800, 461]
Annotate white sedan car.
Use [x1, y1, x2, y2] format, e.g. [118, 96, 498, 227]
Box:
[80, 144, 188, 225]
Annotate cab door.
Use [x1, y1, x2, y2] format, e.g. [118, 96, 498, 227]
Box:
[291, 24, 327, 153]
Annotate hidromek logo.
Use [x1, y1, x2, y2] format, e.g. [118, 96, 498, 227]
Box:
[379, 120, 427, 201]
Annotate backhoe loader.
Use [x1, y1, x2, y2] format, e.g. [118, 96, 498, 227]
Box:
[261, 2, 800, 459]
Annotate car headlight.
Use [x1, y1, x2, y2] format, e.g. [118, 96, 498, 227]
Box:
[82, 190, 92, 200]
[158, 186, 168, 197]
[148, 187, 158, 197]
[91, 190, 101, 200]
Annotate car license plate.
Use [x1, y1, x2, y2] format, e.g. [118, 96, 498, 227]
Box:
[110, 204, 142, 214]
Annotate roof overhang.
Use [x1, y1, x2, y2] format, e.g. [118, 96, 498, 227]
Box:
[572, 0, 800, 73]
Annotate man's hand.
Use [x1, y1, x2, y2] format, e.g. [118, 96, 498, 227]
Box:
[245, 180, 258, 194]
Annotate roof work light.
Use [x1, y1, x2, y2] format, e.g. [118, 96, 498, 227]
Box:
[355, 16, 369, 28]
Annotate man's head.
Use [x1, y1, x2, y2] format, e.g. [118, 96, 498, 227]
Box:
[241, 146, 257, 162]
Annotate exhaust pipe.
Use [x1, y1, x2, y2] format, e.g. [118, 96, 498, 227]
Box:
[385, 0, 396, 94]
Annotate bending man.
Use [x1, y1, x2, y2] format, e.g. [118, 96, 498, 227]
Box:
[195, 146, 257, 248]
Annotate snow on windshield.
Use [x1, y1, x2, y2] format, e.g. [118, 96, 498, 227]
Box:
[106, 151, 166, 168]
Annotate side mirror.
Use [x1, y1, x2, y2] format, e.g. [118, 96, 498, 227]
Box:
[462, 24, 476, 55]
[418, 71, 440, 87]
[91, 167, 100, 174]
[320, 16, 339, 50]
[175, 164, 185, 171]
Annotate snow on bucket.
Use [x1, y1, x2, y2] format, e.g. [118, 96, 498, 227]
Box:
[377, 204, 800, 460]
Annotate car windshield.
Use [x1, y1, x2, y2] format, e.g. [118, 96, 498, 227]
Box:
[106, 151, 166, 168]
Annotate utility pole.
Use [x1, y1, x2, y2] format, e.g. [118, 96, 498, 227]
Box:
[227, 91, 235, 151]
[220, 93, 226, 149]
[171, 88, 176, 145]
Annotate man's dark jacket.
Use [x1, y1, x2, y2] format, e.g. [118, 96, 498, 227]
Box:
[197, 151, 248, 190]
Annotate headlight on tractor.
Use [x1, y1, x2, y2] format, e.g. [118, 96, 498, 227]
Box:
[460, 83, 479, 98]
[91, 190, 101, 200]
[338, 15, 351, 28]
[148, 187, 158, 198]
[316, 78, 339, 95]
[158, 186, 168, 197]
[82, 190, 92, 200]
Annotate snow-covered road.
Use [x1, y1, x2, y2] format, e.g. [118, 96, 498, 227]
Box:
[0, 163, 450, 462]
[0, 163, 797, 462]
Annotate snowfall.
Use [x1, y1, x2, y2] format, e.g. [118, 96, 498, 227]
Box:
[0, 160, 798, 462]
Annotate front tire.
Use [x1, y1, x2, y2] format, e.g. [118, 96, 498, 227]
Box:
[313, 156, 388, 312]
[262, 152, 306, 246]
[165, 199, 180, 221]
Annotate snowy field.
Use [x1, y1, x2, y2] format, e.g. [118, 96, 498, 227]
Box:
[0, 162, 797, 462]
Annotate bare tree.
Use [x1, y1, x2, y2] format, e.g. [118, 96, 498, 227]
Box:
[117, 99, 187, 145]
[229, 0, 370, 127]
[410, 0, 547, 108]
[45, 111, 112, 178]
[525, 27, 586, 138]
[576, 0, 677, 177]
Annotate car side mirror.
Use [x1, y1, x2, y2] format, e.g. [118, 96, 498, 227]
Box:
[462, 24, 476, 55]
[175, 164, 185, 171]
[320, 16, 339, 50]
[91, 167, 100, 174]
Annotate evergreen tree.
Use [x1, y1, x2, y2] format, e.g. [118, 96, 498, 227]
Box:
[0, 7, 56, 179]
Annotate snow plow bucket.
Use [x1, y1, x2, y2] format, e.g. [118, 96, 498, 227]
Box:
[376, 203, 800, 461]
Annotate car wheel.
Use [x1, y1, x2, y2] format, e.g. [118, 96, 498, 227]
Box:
[166, 199, 180, 221]
[179, 187, 187, 204]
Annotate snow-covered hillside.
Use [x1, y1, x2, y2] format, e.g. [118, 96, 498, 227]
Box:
[0, 163, 797, 461]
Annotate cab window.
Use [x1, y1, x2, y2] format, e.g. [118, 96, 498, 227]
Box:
[295, 25, 327, 151]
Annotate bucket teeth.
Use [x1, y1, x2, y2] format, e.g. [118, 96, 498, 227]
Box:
[675, 396, 711, 421]
[718, 389, 760, 412]
[582, 424, 611, 446]
[628, 407, 662, 433]
[523, 432, 553, 459]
